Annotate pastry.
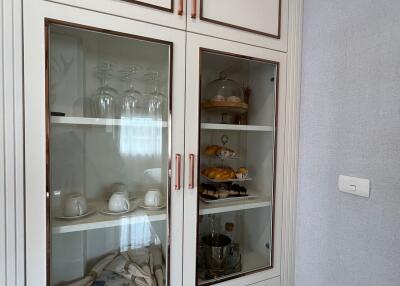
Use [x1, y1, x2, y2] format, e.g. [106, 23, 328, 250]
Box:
[216, 147, 236, 158]
[205, 145, 220, 156]
[226, 96, 241, 103]
[202, 167, 235, 180]
[236, 167, 249, 178]
[212, 95, 226, 102]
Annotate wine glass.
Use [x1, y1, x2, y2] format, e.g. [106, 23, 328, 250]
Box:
[118, 64, 143, 118]
[93, 63, 118, 118]
[144, 71, 165, 119]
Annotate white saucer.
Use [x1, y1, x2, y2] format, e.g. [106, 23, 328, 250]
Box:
[139, 203, 166, 210]
[55, 206, 96, 220]
[98, 206, 136, 216]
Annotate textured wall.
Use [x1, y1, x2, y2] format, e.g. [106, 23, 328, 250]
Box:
[295, 1, 400, 286]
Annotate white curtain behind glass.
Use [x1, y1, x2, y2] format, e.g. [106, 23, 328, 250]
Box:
[119, 116, 162, 158]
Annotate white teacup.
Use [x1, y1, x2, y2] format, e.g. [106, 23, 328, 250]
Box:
[63, 193, 88, 217]
[144, 189, 163, 207]
[110, 182, 129, 199]
[108, 191, 130, 213]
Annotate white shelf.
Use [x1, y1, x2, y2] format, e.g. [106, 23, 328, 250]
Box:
[53, 196, 271, 233]
[201, 123, 273, 132]
[199, 197, 271, 215]
[51, 116, 168, 127]
[52, 200, 166, 234]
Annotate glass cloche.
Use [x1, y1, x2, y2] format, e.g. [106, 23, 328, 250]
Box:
[203, 72, 247, 112]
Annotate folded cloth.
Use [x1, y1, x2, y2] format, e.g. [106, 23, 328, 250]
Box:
[94, 270, 131, 286]
[66, 252, 118, 286]
[107, 254, 155, 286]
[126, 248, 156, 286]
[149, 245, 163, 286]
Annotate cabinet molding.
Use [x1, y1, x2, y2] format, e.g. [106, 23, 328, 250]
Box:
[199, 0, 282, 39]
[121, 0, 174, 13]
[280, 1, 303, 286]
[0, 0, 25, 285]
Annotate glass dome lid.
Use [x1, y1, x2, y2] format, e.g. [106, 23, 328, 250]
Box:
[205, 72, 244, 102]
[203, 72, 248, 112]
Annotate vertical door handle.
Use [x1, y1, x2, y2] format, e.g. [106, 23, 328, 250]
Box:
[177, 0, 183, 15]
[188, 154, 196, 189]
[191, 0, 197, 18]
[175, 154, 182, 190]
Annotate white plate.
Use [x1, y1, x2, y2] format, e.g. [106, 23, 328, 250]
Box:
[138, 203, 166, 210]
[98, 206, 136, 216]
[55, 206, 96, 220]
[200, 194, 256, 204]
[201, 174, 252, 183]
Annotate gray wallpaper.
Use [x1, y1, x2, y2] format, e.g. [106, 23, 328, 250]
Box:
[295, 1, 400, 285]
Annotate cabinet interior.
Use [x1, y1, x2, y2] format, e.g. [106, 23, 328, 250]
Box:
[49, 24, 171, 285]
[197, 50, 277, 283]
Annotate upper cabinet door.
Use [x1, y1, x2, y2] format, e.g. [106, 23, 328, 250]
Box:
[183, 33, 286, 286]
[23, 2, 186, 285]
[187, 0, 288, 52]
[45, 0, 186, 29]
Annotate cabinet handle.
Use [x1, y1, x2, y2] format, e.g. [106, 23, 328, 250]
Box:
[177, 0, 183, 15]
[188, 154, 196, 189]
[175, 154, 182, 190]
[191, 0, 197, 18]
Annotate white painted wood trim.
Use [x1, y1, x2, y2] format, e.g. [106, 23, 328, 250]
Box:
[280, 0, 303, 286]
[201, 123, 273, 132]
[0, 0, 25, 285]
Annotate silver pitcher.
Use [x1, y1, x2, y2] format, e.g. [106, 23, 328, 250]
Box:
[202, 233, 234, 270]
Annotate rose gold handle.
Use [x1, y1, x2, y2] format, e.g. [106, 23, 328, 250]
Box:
[188, 154, 195, 189]
[175, 154, 182, 190]
[177, 0, 183, 15]
[191, 0, 197, 18]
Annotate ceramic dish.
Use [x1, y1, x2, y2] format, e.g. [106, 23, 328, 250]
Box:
[138, 203, 166, 210]
[55, 206, 96, 220]
[98, 205, 136, 216]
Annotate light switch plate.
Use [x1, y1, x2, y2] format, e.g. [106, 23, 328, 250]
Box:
[338, 175, 370, 198]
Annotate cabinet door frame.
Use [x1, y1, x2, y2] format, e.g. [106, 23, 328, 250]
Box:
[41, 0, 186, 30]
[183, 32, 287, 286]
[23, 2, 186, 285]
[187, 0, 288, 52]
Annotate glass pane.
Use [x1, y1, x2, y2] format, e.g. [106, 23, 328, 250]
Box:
[48, 23, 171, 285]
[197, 50, 277, 284]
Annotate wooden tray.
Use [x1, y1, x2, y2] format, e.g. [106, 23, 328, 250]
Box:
[202, 101, 248, 113]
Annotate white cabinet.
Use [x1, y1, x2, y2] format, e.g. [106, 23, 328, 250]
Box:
[187, 0, 288, 51]
[23, 1, 299, 286]
[24, 2, 185, 285]
[45, 0, 186, 29]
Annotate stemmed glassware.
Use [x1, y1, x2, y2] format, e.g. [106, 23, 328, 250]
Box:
[119, 64, 143, 119]
[144, 71, 165, 120]
[93, 63, 119, 118]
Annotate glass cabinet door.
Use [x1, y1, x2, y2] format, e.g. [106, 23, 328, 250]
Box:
[196, 50, 277, 284]
[184, 33, 285, 285]
[47, 22, 179, 286]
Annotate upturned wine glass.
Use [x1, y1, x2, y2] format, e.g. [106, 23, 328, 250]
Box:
[93, 63, 118, 118]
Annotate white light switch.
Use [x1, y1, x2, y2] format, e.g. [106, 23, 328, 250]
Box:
[338, 175, 370, 198]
